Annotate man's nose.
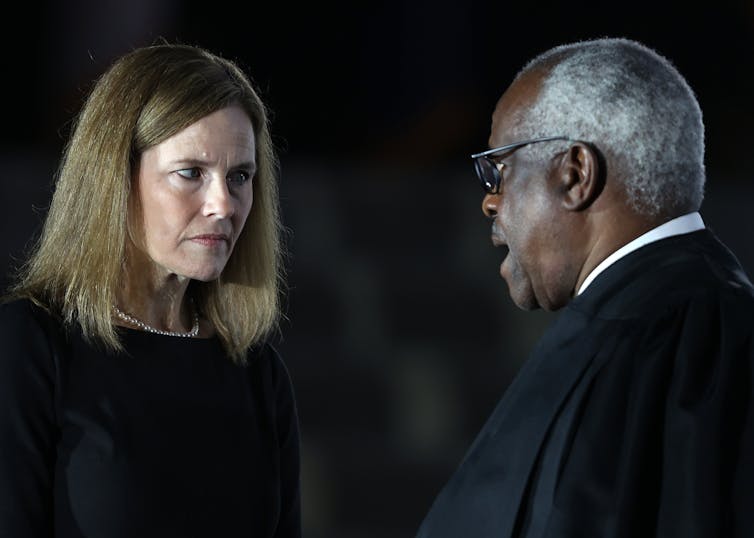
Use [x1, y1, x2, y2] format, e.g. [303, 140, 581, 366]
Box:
[482, 193, 501, 219]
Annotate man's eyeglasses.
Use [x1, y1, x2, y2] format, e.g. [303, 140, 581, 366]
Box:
[471, 136, 572, 194]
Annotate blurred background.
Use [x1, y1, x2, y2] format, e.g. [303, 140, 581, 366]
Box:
[2, 1, 753, 536]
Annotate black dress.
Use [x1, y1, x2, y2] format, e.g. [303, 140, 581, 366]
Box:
[417, 229, 754, 537]
[0, 299, 301, 538]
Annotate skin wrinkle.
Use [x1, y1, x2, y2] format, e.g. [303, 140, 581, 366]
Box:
[483, 72, 577, 311]
[121, 106, 256, 334]
[419, 39, 722, 536]
[480, 39, 708, 315]
[9, 44, 283, 361]
[483, 63, 666, 312]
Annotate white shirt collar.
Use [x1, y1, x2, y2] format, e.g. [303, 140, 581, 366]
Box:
[576, 212, 705, 296]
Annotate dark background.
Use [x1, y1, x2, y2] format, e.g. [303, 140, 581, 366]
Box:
[3, 2, 753, 537]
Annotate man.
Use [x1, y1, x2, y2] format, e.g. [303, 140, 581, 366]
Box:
[417, 38, 754, 537]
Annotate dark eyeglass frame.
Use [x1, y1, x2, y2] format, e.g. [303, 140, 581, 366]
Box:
[471, 136, 573, 194]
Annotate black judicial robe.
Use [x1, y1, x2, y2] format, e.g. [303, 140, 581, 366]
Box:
[416, 229, 754, 537]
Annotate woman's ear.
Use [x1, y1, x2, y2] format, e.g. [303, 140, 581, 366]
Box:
[556, 142, 604, 211]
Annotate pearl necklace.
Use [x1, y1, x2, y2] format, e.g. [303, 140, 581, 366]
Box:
[113, 301, 200, 338]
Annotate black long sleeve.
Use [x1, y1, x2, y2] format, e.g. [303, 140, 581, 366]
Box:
[0, 300, 58, 537]
[0, 299, 301, 538]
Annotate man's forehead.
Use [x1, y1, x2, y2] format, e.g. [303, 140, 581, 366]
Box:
[489, 69, 547, 146]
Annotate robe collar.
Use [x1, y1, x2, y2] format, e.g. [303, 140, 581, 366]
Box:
[577, 212, 705, 295]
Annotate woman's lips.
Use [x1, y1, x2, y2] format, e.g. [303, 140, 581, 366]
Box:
[189, 234, 229, 247]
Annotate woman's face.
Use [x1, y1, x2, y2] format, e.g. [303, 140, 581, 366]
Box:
[134, 105, 256, 282]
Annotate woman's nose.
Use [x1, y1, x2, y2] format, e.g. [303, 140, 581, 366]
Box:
[203, 178, 235, 219]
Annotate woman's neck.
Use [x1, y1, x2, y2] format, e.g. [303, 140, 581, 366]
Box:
[117, 256, 194, 334]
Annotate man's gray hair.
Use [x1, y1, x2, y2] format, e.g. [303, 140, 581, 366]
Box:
[513, 38, 705, 217]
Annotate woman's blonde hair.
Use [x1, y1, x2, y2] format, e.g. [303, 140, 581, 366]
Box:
[11, 42, 283, 362]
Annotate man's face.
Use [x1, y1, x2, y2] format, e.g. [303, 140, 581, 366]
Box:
[482, 72, 578, 311]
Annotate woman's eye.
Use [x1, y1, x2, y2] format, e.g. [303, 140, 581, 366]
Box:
[227, 170, 251, 185]
[176, 167, 202, 179]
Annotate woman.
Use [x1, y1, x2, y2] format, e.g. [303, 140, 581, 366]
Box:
[0, 43, 300, 537]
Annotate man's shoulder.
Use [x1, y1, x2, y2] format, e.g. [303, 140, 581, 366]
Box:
[574, 230, 754, 321]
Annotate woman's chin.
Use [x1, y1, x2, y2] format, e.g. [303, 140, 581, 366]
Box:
[190, 271, 223, 283]
[178, 265, 226, 283]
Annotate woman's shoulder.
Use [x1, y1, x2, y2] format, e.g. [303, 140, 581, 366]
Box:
[0, 297, 63, 383]
[246, 340, 282, 369]
[246, 341, 294, 386]
[0, 297, 60, 335]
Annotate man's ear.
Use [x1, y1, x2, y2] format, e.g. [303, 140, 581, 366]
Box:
[556, 142, 604, 211]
